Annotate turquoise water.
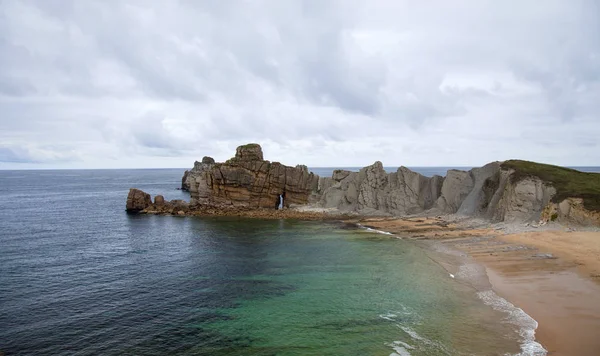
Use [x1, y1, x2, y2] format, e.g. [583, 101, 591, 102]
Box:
[1, 170, 527, 355]
[177, 219, 522, 356]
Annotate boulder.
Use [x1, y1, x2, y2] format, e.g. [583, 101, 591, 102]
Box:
[154, 195, 165, 206]
[126, 188, 152, 212]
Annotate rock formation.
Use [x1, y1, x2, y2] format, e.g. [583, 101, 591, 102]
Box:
[126, 188, 152, 212]
[187, 143, 319, 208]
[318, 162, 444, 216]
[126, 143, 600, 226]
[181, 156, 216, 191]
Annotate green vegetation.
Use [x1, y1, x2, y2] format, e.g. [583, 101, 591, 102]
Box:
[501, 160, 600, 212]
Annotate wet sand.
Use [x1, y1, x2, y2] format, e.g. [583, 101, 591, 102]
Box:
[361, 217, 600, 356]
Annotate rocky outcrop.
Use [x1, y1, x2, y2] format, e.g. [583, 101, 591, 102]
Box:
[318, 162, 444, 216]
[181, 156, 216, 191]
[489, 175, 556, 223]
[436, 170, 474, 213]
[126, 188, 152, 212]
[316, 161, 570, 223]
[126, 143, 599, 226]
[187, 144, 319, 208]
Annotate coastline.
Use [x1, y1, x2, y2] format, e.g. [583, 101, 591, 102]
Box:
[135, 202, 600, 355]
[360, 216, 600, 356]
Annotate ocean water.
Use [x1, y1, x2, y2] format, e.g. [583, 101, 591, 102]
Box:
[0, 168, 575, 355]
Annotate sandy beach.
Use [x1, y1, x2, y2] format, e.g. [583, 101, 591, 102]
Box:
[360, 217, 600, 356]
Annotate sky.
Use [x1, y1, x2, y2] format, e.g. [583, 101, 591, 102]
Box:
[1, 0, 599, 169]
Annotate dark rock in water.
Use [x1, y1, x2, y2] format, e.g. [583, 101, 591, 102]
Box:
[126, 188, 152, 212]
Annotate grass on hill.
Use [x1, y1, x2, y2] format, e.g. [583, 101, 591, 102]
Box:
[501, 160, 600, 212]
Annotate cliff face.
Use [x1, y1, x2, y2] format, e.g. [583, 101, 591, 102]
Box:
[316, 160, 584, 224]
[318, 162, 444, 216]
[187, 144, 319, 208]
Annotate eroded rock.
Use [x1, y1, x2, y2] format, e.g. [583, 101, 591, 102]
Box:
[188, 144, 319, 208]
[126, 188, 152, 212]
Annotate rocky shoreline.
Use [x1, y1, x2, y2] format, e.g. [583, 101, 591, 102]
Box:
[126, 143, 600, 227]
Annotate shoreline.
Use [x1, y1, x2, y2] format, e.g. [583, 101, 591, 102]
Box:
[134, 208, 600, 354]
[360, 216, 600, 356]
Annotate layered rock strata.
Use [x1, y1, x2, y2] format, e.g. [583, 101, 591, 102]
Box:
[126, 143, 599, 225]
[186, 144, 319, 208]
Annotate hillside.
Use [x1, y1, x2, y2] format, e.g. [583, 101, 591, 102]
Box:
[501, 160, 600, 212]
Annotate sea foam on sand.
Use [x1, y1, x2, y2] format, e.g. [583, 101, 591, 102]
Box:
[477, 290, 547, 356]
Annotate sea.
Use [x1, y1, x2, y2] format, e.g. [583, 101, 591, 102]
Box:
[1, 166, 598, 355]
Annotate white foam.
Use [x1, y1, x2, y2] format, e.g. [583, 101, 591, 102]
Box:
[389, 346, 412, 356]
[477, 290, 547, 356]
[456, 263, 485, 279]
[449, 273, 455, 278]
[393, 340, 415, 350]
[398, 326, 452, 355]
[379, 312, 398, 321]
[356, 223, 394, 236]
[386, 341, 414, 356]
[399, 326, 433, 346]
[366, 227, 393, 235]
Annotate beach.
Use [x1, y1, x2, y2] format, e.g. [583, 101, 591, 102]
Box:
[361, 217, 600, 356]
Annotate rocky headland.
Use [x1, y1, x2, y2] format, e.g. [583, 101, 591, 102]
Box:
[126, 143, 600, 227]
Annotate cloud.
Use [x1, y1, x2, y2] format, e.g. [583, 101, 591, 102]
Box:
[0, 0, 599, 169]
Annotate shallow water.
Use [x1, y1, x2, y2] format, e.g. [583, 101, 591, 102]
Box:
[1, 169, 534, 355]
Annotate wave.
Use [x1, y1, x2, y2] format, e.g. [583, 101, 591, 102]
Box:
[388, 340, 414, 356]
[380, 310, 450, 356]
[477, 290, 547, 356]
[356, 223, 396, 236]
[422, 240, 547, 356]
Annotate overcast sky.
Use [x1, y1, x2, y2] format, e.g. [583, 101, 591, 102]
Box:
[1, 0, 599, 169]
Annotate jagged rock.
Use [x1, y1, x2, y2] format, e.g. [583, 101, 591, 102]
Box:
[127, 143, 599, 226]
[181, 171, 190, 191]
[231, 143, 263, 162]
[181, 158, 216, 191]
[188, 144, 319, 208]
[319, 162, 444, 215]
[457, 162, 501, 215]
[436, 170, 474, 213]
[126, 188, 152, 212]
[554, 198, 600, 226]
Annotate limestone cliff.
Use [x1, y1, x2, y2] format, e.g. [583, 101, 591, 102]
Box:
[316, 159, 598, 224]
[318, 162, 444, 216]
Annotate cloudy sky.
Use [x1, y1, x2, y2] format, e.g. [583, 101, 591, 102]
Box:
[1, 0, 599, 169]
